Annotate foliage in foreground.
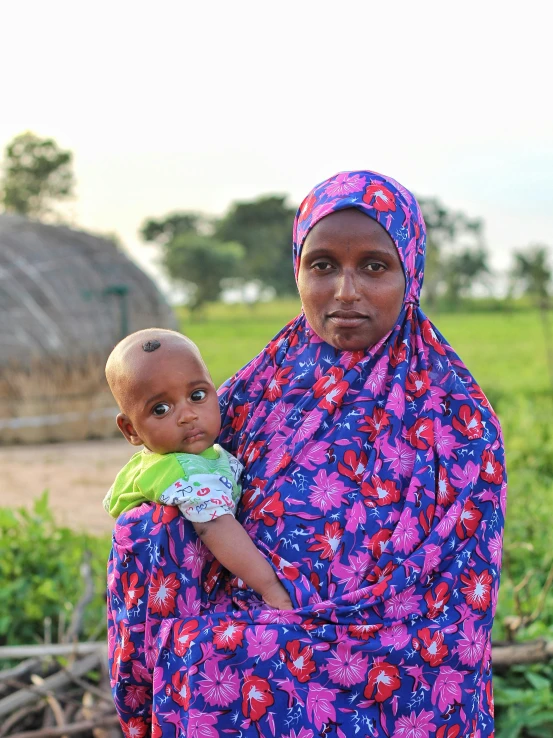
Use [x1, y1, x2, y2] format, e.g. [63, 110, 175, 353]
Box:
[0, 493, 110, 646]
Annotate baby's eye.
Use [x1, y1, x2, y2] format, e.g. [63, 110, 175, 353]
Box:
[152, 403, 170, 416]
[191, 389, 207, 402]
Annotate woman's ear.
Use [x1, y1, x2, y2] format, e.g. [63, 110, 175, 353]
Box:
[116, 413, 143, 446]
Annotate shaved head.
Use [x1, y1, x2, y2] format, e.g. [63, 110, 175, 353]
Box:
[105, 328, 204, 414]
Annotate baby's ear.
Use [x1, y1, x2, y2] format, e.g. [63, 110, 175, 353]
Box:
[116, 413, 143, 446]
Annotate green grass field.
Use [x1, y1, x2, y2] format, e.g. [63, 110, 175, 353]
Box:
[179, 301, 552, 398]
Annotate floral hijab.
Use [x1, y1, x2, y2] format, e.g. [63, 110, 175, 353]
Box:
[219, 170, 506, 734]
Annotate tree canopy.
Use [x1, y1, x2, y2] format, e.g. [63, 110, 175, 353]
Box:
[0, 132, 75, 219]
[215, 195, 296, 295]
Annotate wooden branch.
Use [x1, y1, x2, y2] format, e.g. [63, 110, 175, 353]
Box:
[0, 659, 42, 683]
[0, 642, 105, 660]
[64, 552, 95, 643]
[4, 714, 120, 738]
[0, 652, 101, 719]
[492, 638, 553, 667]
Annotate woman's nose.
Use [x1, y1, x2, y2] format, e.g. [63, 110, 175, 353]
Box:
[335, 270, 360, 303]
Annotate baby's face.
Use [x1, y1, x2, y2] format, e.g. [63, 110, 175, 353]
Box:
[120, 345, 221, 455]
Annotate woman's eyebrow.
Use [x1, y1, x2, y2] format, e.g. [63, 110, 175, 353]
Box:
[303, 247, 395, 259]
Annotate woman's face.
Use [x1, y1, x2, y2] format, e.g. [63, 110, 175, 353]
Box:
[297, 208, 406, 351]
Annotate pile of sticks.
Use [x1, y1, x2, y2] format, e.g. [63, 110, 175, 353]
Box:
[0, 643, 121, 738]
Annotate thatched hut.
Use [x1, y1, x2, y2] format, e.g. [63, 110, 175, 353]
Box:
[0, 214, 177, 444]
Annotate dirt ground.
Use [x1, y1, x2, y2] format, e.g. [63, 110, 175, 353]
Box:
[0, 439, 135, 535]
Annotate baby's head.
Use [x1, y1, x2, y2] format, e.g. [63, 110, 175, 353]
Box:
[105, 328, 221, 455]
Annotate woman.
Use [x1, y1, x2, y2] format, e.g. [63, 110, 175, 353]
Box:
[108, 170, 505, 738]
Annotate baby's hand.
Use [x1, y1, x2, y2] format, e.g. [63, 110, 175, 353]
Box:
[262, 580, 294, 611]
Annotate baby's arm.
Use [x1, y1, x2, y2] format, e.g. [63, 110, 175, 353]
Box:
[194, 515, 293, 610]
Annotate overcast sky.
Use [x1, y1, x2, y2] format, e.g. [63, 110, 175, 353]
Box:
[1, 1, 551, 288]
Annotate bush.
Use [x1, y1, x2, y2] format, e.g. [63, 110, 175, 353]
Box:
[0, 493, 110, 646]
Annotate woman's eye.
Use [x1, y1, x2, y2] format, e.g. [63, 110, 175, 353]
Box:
[191, 389, 207, 402]
[152, 403, 170, 416]
[312, 261, 333, 271]
[366, 262, 386, 272]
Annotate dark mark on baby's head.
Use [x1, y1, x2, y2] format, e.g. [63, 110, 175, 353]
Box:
[142, 340, 161, 353]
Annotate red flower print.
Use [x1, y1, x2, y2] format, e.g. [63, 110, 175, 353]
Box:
[421, 319, 446, 355]
[348, 622, 383, 641]
[299, 192, 317, 222]
[270, 553, 300, 581]
[242, 440, 265, 465]
[424, 582, 450, 619]
[231, 403, 250, 431]
[359, 407, 391, 442]
[152, 504, 179, 525]
[121, 717, 147, 738]
[486, 679, 495, 717]
[112, 622, 135, 678]
[251, 491, 285, 526]
[456, 499, 483, 540]
[151, 714, 162, 738]
[171, 670, 191, 709]
[367, 527, 393, 558]
[437, 726, 461, 738]
[172, 619, 200, 657]
[452, 404, 484, 440]
[406, 417, 434, 450]
[313, 366, 345, 397]
[121, 572, 145, 610]
[264, 366, 293, 402]
[480, 450, 503, 485]
[437, 466, 456, 507]
[241, 477, 266, 510]
[363, 183, 397, 212]
[364, 659, 401, 702]
[361, 475, 400, 507]
[390, 340, 407, 367]
[282, 640, 316, 683]
[148, 569, 180, 617]
[413, 627, 448, 666]
[213, 618, 247, 651]
[318, 380, 349, 413]
[338, 449, 368, 483]
[406, 369, 431, 398]
[241, 675, 274, 721]
[308, 520, 344, 560]
[460, 568, 492, 611]
[367, 561, 395, 597]
[124, 684, 149, 711]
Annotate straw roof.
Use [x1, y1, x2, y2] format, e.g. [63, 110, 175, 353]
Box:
[0, 214, 177, 443]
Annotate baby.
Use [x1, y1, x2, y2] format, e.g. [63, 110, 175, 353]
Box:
[103, 328, 293, 610]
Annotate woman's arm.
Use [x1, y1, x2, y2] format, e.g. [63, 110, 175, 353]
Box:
[193, 515, 293, 610]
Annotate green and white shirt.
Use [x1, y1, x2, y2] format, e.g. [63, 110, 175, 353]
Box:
[104, 444, 243, 523]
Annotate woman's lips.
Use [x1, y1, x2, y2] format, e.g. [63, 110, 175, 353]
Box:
[327, 311, 368, 328]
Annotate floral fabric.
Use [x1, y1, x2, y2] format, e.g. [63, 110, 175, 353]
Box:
[107, 170, 506, 738]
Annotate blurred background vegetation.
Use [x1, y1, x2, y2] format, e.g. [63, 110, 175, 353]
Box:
[1, 132, 552, 737]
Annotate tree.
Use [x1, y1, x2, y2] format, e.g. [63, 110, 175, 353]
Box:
[215, 195, 297, 295]
[510, 245, 552, 306]
[140, 211, 209, 245]
[162, 233, 244, 313]
[140, 212, 245, 313]
[510, 245, 553, 388]
[417, 197, 489, 308]
[0, 132, 75, 219]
